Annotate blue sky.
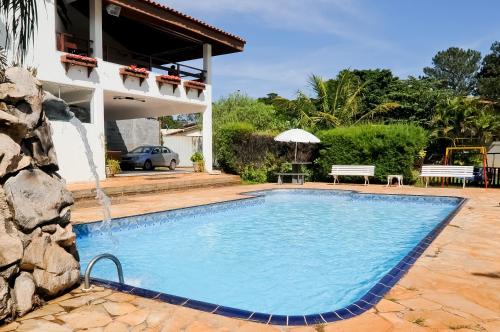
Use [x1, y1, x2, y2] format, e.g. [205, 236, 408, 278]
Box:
[163, 0, 500, 100]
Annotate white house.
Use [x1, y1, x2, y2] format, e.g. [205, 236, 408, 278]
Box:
[1, 0, 245, 182]
[162, 126, 202, 167]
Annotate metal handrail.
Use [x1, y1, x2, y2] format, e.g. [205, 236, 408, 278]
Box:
[82, 253, 124, 290]
[55, 31, 206, 80]
[103, 44, 206, 80]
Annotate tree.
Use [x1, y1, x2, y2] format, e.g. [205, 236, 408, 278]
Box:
[257, 92, 280, 105]
[0, 0, 40, 63]
[423, 47, 481, 95]
[306, 71, 400, 129]
[477, 41, 500, 101]
[430, 96, 500, 147]
[384, 77, 452, 127]
[158, 116, 182, 129]
[270, 93, 317, 130]
[348, 69, 398, 111]
[212, 93, 284, 134]
[307, 71, 365, 128]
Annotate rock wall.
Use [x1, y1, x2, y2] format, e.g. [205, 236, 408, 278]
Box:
[0, 68, 79, 322]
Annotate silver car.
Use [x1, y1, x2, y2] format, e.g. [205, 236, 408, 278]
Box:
[120, 145, 179, 171]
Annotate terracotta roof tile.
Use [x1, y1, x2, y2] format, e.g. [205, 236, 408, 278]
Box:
[138, 0, 246, 43]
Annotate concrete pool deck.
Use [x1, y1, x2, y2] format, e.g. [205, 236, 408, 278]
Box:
[3, 183, 499, 331]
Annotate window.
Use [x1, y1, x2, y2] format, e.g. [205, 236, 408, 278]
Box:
[162, 147, 171, 153]
[152, 148, 160, 154]
[131, 146, 151, 153]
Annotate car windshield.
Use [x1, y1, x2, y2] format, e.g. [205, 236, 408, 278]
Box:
[130, 146, 152, 153]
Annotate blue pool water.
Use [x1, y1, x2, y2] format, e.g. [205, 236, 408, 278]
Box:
[76, 190, 460, 316]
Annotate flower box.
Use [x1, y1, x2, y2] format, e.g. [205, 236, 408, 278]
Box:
[156, 75, 181, 91]
[183, 80, 206, 96]
[60, 53, 97, 77]
[119, 65, 149, 86]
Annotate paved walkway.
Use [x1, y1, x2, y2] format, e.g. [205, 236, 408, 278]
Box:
[3, 183, 500, 331]
[67, 172, 241, 202]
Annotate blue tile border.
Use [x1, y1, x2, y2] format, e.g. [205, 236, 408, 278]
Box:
[77, 188, 467, 326]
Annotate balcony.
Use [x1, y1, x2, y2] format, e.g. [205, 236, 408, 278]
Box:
[54, 31, 209, 106]
[56, 32, 206, 81]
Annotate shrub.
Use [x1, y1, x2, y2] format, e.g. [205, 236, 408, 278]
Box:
[106, 159, 121, 175]
[214, 122, 318, 182]
[241, 166, 268, 183]
[190, 152, 204, 162]
[214, 122, 255, 173]
[314, 124, 427, 183]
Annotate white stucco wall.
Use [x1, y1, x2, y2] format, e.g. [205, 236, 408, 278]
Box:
[50, 121, 106, 183]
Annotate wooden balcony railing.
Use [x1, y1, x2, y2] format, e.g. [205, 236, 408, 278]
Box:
[56, 32, 93, 56]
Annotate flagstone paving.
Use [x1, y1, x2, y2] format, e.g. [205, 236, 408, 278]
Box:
[3, 183, 500, 331]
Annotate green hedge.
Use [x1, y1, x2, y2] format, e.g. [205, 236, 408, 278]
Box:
[215, 122, 317, 183]
[214, 122, 255, 174]
[314, 124, 427, 183]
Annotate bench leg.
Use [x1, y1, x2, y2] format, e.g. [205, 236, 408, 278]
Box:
[425, 177, 428, 188]
[333, 175, 338, 185]
[463, 177, 466, 188]
[277, 175, 282, 185]
[386, 176, 390, 187]
[364, 176, 369, 186]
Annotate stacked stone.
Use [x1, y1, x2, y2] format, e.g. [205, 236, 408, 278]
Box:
[0, 68, 79, 322]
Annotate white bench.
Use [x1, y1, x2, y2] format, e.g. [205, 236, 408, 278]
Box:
[420, 165, 474, 188]
[329, 165, 375, 185]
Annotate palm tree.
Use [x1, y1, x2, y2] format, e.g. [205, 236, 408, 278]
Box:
[430, 96, 500, 146]
[306, 72, 400, 129]
[0, 0, 40, 66]
[308, 72, 365, 128]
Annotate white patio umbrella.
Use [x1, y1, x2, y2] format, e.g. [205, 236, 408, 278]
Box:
[274, 128, 320, 161]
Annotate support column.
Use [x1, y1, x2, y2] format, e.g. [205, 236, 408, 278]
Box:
[202, 43, 213, 172]
[90, 0, 105, 180]
[89, 0, 103, 58]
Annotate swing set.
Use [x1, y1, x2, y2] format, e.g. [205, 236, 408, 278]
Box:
[443, 146, 489, 188]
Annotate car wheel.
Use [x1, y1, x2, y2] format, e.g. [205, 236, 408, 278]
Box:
[143, 160, 154, 171]
[169, 160, 177, 170]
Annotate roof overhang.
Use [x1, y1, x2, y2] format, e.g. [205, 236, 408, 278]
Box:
[103, 0, 245, 61]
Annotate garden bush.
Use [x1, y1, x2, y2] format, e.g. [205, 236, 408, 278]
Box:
[215, 122, 317, 183]
[314, 124, 427, 183]
[214, 122, 255, 174]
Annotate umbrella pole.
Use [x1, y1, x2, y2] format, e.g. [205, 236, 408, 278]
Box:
[294, 142, 298, 162]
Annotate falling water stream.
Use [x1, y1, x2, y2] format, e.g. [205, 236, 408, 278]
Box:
[50, 108, 115, 242]
[68, 116, 112, 224]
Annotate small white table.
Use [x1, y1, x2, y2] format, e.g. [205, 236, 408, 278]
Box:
[387, 174, 403, 187]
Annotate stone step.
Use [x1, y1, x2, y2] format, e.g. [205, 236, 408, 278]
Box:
[70, 174, 241, 201]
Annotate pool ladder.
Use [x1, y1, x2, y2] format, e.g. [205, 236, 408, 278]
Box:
[82, 253, 124, 291]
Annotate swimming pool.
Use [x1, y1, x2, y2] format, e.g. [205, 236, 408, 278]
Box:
[75, 189, 464, 325]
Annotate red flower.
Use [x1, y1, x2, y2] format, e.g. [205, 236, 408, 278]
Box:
[66, 53, 97, 64]
[160, 75, 181, 82]
[127, 65, 148, 74]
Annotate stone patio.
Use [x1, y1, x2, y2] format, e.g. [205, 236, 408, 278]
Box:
[2, 183, 500, 331]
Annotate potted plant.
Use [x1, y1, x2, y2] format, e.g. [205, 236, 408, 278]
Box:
[190, 152, 204, 172]
[184, 80, 206, 96]
[60, 53, 98, 77]
[119, 65, 149, 85]
[106, 159, 121, 177]
[156, 74, 182, 91]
